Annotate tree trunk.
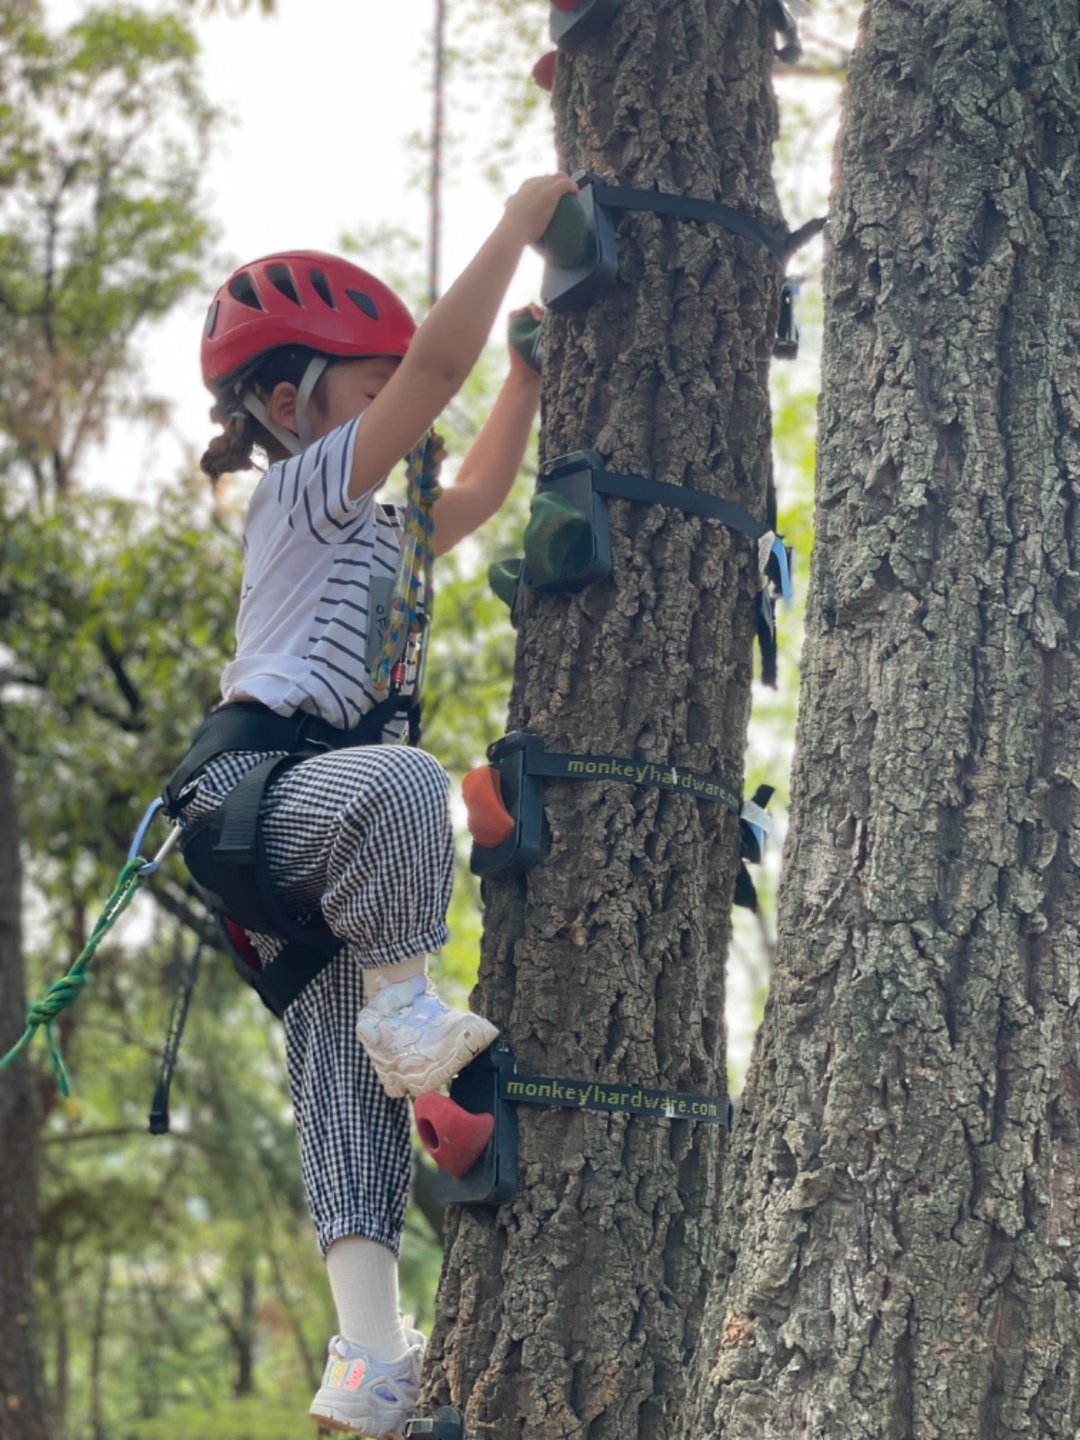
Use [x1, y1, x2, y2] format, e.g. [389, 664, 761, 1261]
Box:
[0, 734, 53, 1440]
[425, 3, 785, 1435]
[689, 2, 1080, 1436]
[89, 1257, 110, 1440]
[236, 1266, 256, 1399]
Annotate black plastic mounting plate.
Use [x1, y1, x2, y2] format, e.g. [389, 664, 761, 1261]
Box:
[469, 732, 547, 878]
[539, 172, 619, 313]
[404, 1407, 464, 1439]
[522, 451, 613, 594]
[431, 1042, 519, 1206]
[550, 0, 623, 52]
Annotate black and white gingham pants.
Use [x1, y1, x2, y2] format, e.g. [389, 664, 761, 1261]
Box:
[182, 744, 454, 1255]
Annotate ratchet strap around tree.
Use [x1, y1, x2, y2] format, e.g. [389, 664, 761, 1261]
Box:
[586, 458, 773, 539]
[523, 745, 741, 813]
[465, 730, 768, 882]
[587, 180, 787, 261]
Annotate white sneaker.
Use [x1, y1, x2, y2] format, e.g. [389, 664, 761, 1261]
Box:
[355, 974, 498, 1099]
[309, 1333, 424, 1437]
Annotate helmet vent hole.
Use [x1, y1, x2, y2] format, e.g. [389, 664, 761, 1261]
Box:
[204, 299, 219, 337]
[346, 288, 379, 320]
[267, 264, 302, 305]
[227, 274, 264, 310]
[309, 269, 337, 309]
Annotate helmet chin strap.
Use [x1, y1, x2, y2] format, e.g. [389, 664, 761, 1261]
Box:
[238, 356, 329, 456]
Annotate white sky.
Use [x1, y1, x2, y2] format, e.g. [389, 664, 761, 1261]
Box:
[44, 0, 844, 499]
[57, 0, 554, 493]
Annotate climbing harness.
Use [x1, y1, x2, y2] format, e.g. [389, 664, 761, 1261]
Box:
[0, 816, 180, 1104]
[160, 696, 407, 1019]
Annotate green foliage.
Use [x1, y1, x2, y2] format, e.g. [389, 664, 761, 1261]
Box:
[0, 2, 218, 497]
[2, 484, 239, 895]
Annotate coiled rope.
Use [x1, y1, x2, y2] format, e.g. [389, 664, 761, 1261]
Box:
[370, 429, 444, 692]
[0, 857, 152, 1100]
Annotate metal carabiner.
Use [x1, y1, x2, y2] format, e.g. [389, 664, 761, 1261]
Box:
[127, 797, 182, 874]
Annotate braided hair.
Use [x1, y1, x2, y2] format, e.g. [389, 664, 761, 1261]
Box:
[199, 345, 332, 484]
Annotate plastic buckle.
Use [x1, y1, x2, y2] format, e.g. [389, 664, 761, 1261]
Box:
[766, 537, 794, 602]
[431, 1043, 519, 1207]
[538, 171, 619, 312]
[404, 1407, 464, 1439]
[770, 0, 804, 63]
[469, 733, 546, 878]
[773, 278, 800, 359]
[550, 0, 623, 51]
[522, 450, 612, 594]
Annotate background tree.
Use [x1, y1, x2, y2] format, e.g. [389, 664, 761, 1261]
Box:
[424, 2, 795, 1434]
[0, 5, 216, 1434]
[688, 2, 1080, 1437]
[0, 739, 50, 1440]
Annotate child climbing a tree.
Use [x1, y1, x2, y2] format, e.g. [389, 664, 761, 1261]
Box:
[164, 171, 577, 1438]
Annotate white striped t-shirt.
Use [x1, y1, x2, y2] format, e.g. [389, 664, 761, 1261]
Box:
[221, 415, 415, 737]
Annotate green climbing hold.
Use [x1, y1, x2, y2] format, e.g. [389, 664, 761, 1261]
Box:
[508, 313, 542, 374]
[489, 557, 523, 609]
[522, 491, 589, 582]
[537, 193, 593, 271]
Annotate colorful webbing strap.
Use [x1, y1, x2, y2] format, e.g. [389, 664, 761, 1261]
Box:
[370, 430, 445, 692]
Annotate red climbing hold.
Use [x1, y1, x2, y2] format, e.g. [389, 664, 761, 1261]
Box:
[462, 765, 516, 848]
[532, 50, 558, 90]
[551, 0, 579, 10]
[414, 1093, 495, 1178]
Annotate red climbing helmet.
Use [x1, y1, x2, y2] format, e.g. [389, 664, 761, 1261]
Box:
[201, 250, 416, 388]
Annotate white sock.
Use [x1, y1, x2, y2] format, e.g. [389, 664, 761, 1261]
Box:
[362, 953, 427, 1006]
[325, 1237, 409, 1361]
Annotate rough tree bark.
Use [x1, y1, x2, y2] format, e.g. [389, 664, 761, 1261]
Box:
[425, 2, 787, 1436]
[0, 735, 52, 1440]
[689, 2, 1080, 1437]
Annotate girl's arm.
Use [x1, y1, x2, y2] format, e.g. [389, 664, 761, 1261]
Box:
[434, 307, 542, 555]
[349, 174, 576, 501]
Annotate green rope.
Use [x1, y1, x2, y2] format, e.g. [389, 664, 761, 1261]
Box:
[370, 430, 444, 692]
[0, 857, 151, 1101]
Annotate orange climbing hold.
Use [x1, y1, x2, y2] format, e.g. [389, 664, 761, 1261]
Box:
[462, 765, 516, 848]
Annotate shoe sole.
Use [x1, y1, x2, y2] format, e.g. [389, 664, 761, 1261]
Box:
[370, 1019, 499, 1099]
[308, 1403, 406, 1437]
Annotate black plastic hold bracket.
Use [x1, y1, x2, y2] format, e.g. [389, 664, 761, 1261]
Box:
[523, 450, 612, 595]
[404, 1407, 464, 1439]
[431, 1043, 519, 1207]
[538, 171, 619, 313]
[550, 0, 623, 52]
[469, 732, 547, 878]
